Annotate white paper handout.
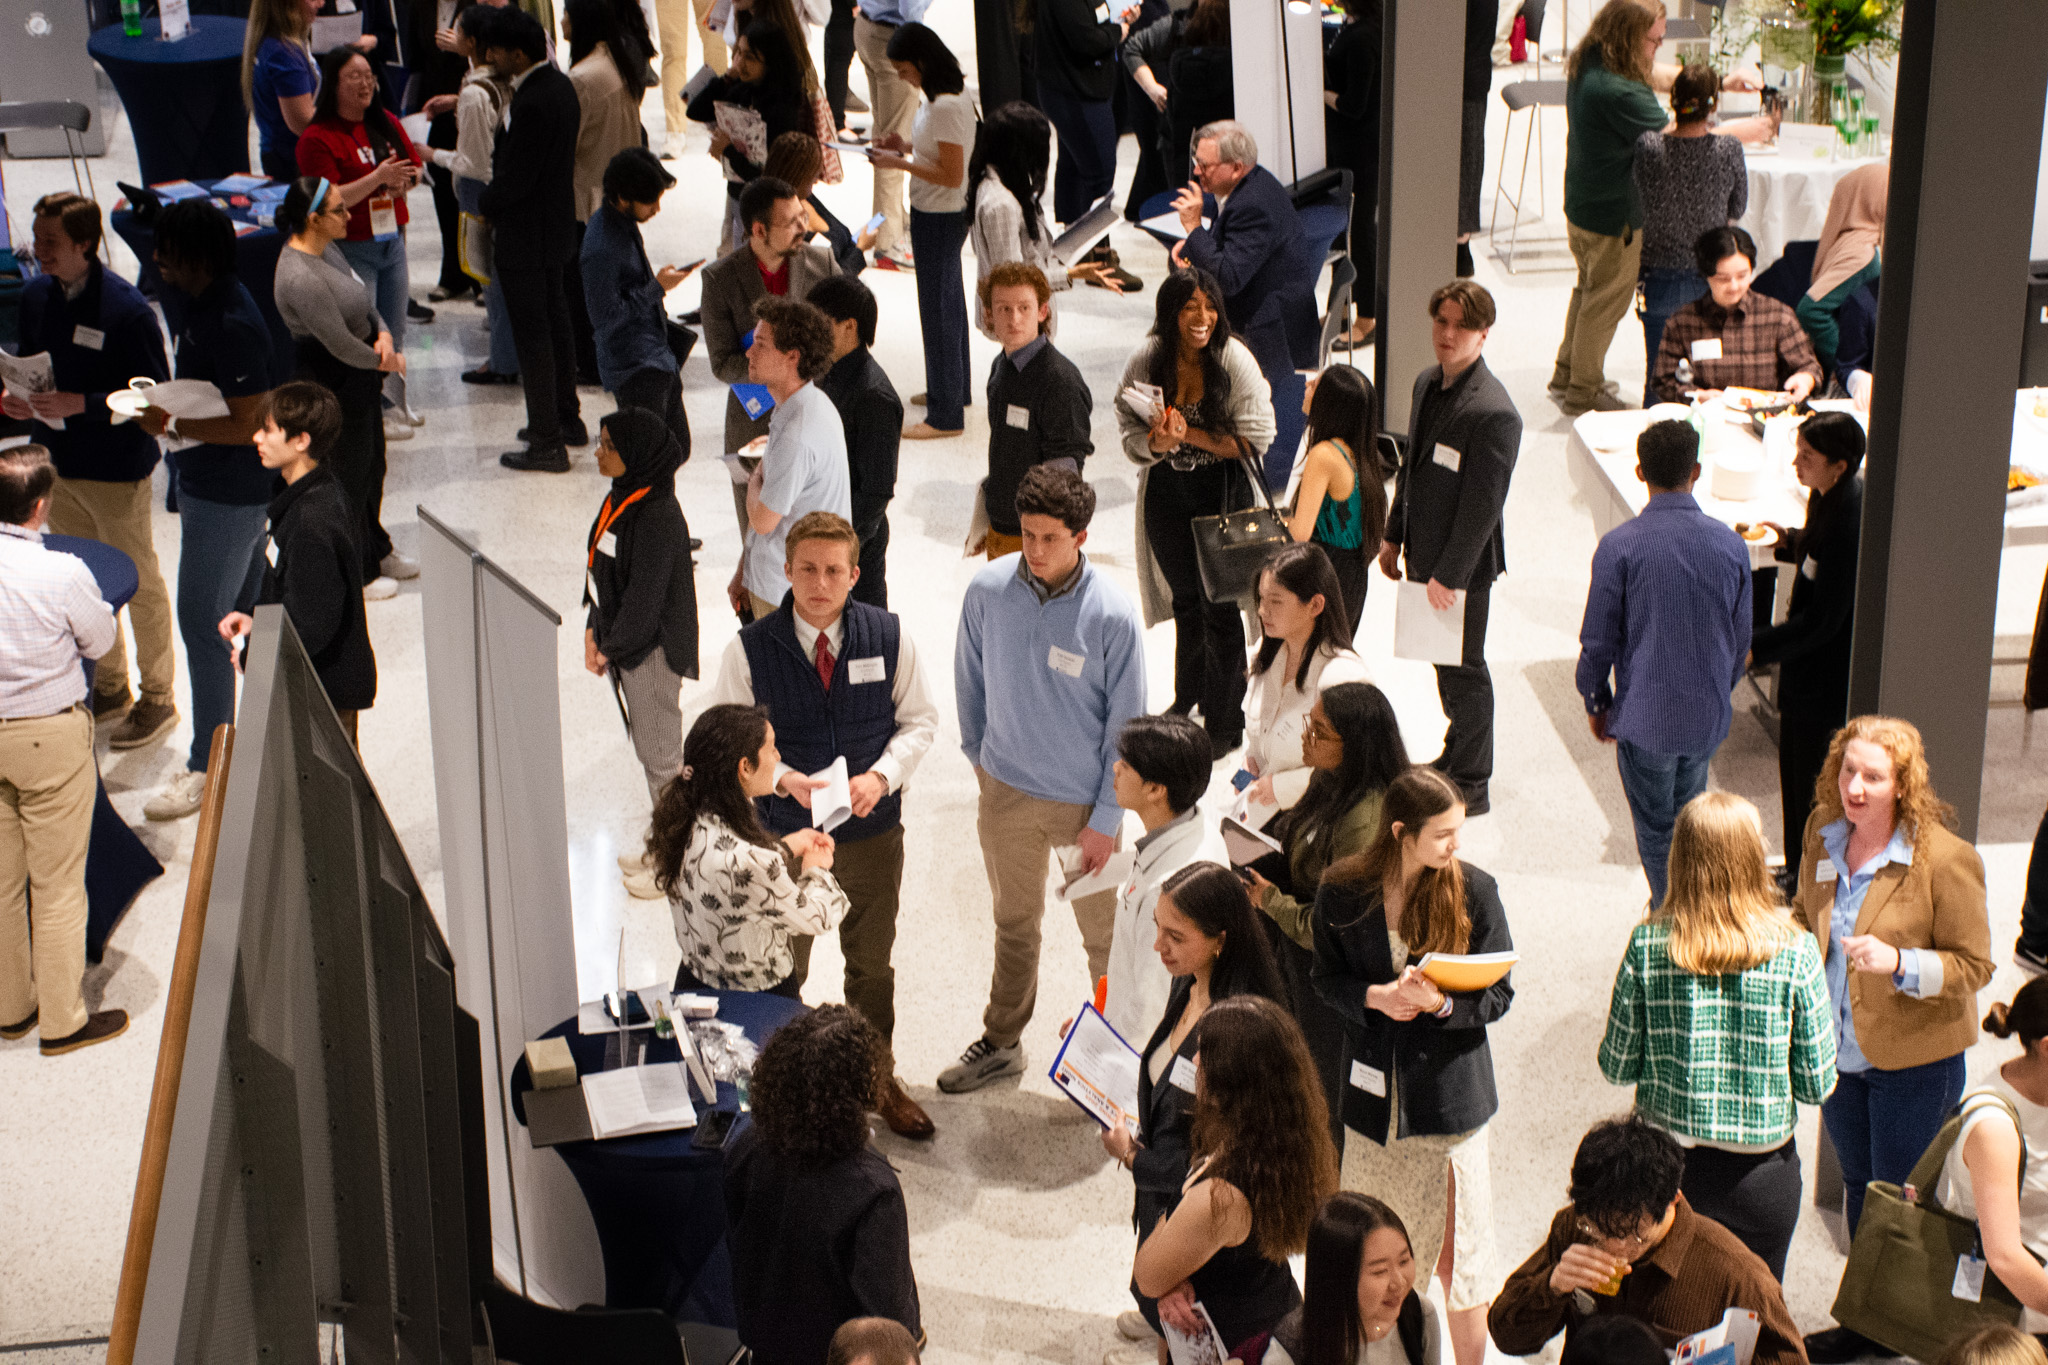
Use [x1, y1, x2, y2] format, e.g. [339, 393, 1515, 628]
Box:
[0, 352, 61, 430]
[140, 378, 231, 420]
[1120, 381, 1164, 426]
[1056, 846, 1136, 903]
[1674, 1309, 1760, 1365]
[1394, 580, 1467, 667]
[1220, 816, 1283, 867]
[581, 1062, 697, 1140]
[159, 0, 190, 40]
[1047, 1003, 1141, 1132]
[809, 755, 853, 834]
[1161, 1303, 1230, 1365]
[1227, 783, 1280, 832]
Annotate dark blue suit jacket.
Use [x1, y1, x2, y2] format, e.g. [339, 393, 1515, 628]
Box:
[1179, 164, 1316, 373]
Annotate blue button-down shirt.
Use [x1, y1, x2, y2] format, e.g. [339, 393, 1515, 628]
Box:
[856, 0, 930, 23]
[1575, 490, 1752, 755]
[1819, 818, 1938, 1074]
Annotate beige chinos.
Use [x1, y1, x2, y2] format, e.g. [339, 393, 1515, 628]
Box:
[854, 13, 917, 255]
[48, 476, 176, 706]
[655, 0, 727, 136]
[1551, 220, 1642, 406]
[0, 707, 97, 1040]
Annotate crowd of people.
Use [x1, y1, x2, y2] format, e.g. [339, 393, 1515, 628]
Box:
[2, 3, 2041, 1365]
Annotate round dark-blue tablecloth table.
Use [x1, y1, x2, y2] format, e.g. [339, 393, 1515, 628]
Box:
[509, 989, 808, 1326]
[89, 17, 251, 187]
[110, 182, 296, 387]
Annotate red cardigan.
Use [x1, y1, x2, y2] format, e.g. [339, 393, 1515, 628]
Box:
[295, 111, 420, 241]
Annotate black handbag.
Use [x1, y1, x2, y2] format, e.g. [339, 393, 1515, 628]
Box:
[1191, 462, 1290, 605]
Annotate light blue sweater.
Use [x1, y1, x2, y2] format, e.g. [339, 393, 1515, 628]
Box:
[954, 553, 1147, 836]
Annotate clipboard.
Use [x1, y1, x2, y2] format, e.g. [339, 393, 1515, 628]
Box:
[1051, 193, 1121, 264]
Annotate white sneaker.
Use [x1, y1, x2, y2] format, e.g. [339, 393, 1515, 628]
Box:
[402, 403, 426, 428]
[144, 769, 208, 821]
[363, 575, 399, 601]
[617, 849, 648, 873]
[936, 1036, 1025, 1093]
[623, 867, 664, 900]
[662, 131, 686, 160]
[379, 551, 420, 580]
[383, 417, 414, 441]
[1116, 1311, 1157, 1342]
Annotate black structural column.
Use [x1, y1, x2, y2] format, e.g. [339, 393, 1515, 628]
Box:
[1848, 0, 2048, 838]
[1374, 0, 1465, 436]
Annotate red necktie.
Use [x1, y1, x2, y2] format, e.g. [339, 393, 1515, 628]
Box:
[814, 631, 834, 693]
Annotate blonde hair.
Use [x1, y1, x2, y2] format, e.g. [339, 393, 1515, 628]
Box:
[1812, 714, 1957, 844]
[1936, 1326, 2048, 1365]
[1568, 0, 1659, 87]
[242, 0, 312, 112]
[1657, 793, 1801, 974]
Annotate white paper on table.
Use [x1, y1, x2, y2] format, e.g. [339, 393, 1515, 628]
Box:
[1055, 846, 1135, 902]
[0, 352, 61, 430]
[1220, 816, 1283, 867]
[809, 755, 852, 834]
[1161, 1303, 1229, 1365]
[1139, 212, 1208, 241]
[581, 1062, 697, 1139]
[159, 0, 190, 39]
[1394, 580, 1467, 666]
[1120, 381, 1164, 426]
[1675, 1309, 1760, 1365]
[1047, 1003, 1141, 1132]
[142, 379, 231, 420]
[1227, 784, 1280, 832]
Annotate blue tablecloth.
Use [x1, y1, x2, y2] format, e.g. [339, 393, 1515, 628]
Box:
[509, 990, 809, 1325]
[111, 181, 296, 388]
[89, 17, 251, 187]
[40, 535, 164, 963]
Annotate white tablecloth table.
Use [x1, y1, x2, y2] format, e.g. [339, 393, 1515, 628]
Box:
[1738, 149, 1886, 270]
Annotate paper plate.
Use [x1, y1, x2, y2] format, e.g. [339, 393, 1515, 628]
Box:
[105, 388, 153, 423]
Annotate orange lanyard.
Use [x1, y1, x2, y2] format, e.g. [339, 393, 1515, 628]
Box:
[588, 487, 650, 567]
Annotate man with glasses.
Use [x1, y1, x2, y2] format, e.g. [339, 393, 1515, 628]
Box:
[1489, 1117, 1803, 1365]
[1650, 225, 1820, 405]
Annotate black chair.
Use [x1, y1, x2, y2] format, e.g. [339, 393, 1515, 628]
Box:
[480, 1279, 743, 1365]
[1317, 255, 1358, 369]
[0, 101, 98, 205]
[1287, 166, 1354, 369]
[1752, 239, 1820, 311]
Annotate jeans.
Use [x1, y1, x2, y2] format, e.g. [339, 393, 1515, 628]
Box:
[457, 177, 521, 376]
[1823, 1053, 1967, 1232]
[2017, 803, 2048, 960]
[336, 234, 409, 353]
[176, 492, 268, 772]
[909, 208, 970, 429]
[1638, 266, 1707, 406]
[1681, 1139, 1801, 1281]
[1037, 82, 1117, 224]
[1614, 738, 1714, 905]
[1144, 459, 1250, 741]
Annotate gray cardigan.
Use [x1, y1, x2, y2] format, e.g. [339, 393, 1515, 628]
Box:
[274, 242, 387, 370]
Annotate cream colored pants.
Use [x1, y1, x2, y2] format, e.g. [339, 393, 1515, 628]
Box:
[854, 14, 918, 254]
[1551, 219, 1643, 407]
[0, 707, 97, 1040]
[656, 0, 727, 135]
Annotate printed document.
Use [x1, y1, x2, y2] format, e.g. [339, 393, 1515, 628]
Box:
[1048, 1004, 1141, 1133]
[581, 1062, 696, 1140]
[1395, 580, 1467, 666]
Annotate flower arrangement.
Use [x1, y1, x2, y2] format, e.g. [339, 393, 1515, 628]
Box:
[1792, 0, 1904, 58]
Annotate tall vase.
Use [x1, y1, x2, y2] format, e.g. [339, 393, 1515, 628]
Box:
[1808, 52, 1849, 130]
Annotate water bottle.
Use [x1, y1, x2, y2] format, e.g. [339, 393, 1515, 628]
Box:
[121, 0, 143, 37]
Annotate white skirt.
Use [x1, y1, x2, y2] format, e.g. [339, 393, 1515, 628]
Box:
[1340, 1088, 1495, 1311]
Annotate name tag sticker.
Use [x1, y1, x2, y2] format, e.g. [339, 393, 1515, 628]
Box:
[1006, 404, 1030, 430]
[1431, 443, 1462, 473]
[369, 196, 399, 239]
[265, 537, 279, 567]
[597, 530, 618, 559]
[1093, 1, 1110, 18]
[1800, 555, 1819, 580]
[1168, 1055, 1197, 1092]
[1815, 860, 1839, 884]
[1954, 1255, 1987, 1303]
[72, 325, 105, 351]
[585, 570, 600, 607]
[1048, 645, 1085, 678]
[849, 656, 885, 684]
[1349, 1060, 1387, 1096]
[1691, 337, 1724, 362]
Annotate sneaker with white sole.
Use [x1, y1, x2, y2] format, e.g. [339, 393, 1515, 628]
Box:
[384, 417, 415, 441]
[380, 551, 420, 580]
[145, 769, 208, 821]
[364, 575, 399, 601]
[936, 1036, 1024, 1093]
[623, 867, 664, 900]
[1115, 1310, 1157, 1342]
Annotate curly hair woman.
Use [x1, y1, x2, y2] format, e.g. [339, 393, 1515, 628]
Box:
[1133, 993, 1337, 1357]
[726, 1004, 920, 1365]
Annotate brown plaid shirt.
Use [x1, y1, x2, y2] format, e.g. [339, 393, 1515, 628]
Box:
[1651, 291, 1822, 403]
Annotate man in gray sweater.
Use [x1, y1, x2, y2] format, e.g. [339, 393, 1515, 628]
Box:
[975, 262, 1093, 559]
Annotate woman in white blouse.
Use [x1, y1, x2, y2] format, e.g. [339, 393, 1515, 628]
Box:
[966, 100, 1120, 339]
[648, 704, 849, 996]
[1241, 544, 1372, 812]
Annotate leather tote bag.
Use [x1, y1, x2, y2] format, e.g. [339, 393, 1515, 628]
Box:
[1830, 1093, 2029, 1360]
[1192, 462, 1290, 605]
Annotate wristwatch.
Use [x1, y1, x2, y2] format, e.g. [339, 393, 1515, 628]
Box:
[163, 415, 180, 440]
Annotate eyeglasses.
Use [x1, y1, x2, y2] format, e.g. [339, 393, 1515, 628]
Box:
[1576, 1218, 1652, 1253]
[1304, 720, 1340, 744]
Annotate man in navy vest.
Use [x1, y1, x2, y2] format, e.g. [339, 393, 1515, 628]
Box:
[704, 510, 939, 1137]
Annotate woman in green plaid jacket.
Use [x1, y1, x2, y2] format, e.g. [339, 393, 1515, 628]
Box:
[1598, 791, 1836, 1281]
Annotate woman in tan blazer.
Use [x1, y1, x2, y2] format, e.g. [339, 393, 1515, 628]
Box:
[1797, 715, 1993, 1364]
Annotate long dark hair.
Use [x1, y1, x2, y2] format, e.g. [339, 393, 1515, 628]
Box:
[1276, 682, 1409, 872]
[1325, 765, 1470, 955]
[1147, 267, 1236, 434]
[1305, 365, 1388, 550]
[312, 46, 399, 162]
[1158, 862, 1285, 1004]
[885, 21, 967, 96]
[648, 704, 778, 894]
[566, 0, 648, 102]
[967, 101, 1052, 244]
[1182, 0, 1231, 45]
[1252, 543, 1352, 690]
[1301, 1194, 1427, 1365]
[740, 19, 806, 99]
[748, 1003, 884, 1165]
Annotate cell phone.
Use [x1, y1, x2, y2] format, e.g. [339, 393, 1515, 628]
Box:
[677, 258, 706, 274]
[603, 989, 650, 1025]
[864, 211, 887, 234]
[1230, 768, 1254, 792]
[692, 1107, 740, 1151]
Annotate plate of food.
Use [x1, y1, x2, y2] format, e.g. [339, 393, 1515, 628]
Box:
[2010, 464, 2048, 507]
[1733, 522, 1780, 548]
[1748, 398, 1813, 437]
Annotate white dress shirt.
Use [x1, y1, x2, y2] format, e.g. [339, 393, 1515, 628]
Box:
[1104, 801, 1230, 1046]
[1243, 641, 1372, 808]
[0, 522, 116, 719]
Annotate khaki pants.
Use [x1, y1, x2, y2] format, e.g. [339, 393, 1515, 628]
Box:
[1551, 220, 1642, 406]
[787, 822, 905, 1042]
[655, 0, 726, 135]
[985, 530, 1023, 559]
[48, 476, 177, 706]
[854, 14, 918, 254]
[749, 590, 781, 622]
[0, 707, 97, 1039]
[975, 768, 1119, 1048]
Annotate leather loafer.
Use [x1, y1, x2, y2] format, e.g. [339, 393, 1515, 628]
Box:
[500, 446, 571, 473]
[1, 1009, 35, 1041]
[876, 1075, 935, 1139]
[40, 1009, 128, 1055]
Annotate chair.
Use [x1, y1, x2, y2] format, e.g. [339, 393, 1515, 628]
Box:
[1487, 80, 1571, 275]
[0, 101, 98, 204]
[480, 1279, 696, 1365]
[1751, 239, 1819, 311]
[1317, 255, 1359, 369]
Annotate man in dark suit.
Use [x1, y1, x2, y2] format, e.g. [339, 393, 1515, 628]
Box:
[808, 274, 902, 608]
[479, 7, 583, 473]
[1379, 280, 1521, 816]
[1171, 119, 1315, 483]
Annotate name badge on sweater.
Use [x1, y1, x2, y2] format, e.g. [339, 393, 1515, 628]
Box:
[585, 570, 601, 607]
[369, 196, 400, 241]
[1168, 1055, 1197, 1093]
[597, 530, 618, 559]
[1093, 1, 1110, 18]
[1815, 860, 1839, 885]
[1349, 1060, 1387, 1096]
[1048, 645, 1085, 678]
[1006, 404, 1030, 430]
[1431, 443, 1462, 473]
[849, 656, 885, 684]
[72, 325, 105, 351]
[1691, 337, 1724, 362]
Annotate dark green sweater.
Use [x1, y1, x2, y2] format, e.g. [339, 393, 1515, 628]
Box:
[1564, 51, 1668, 236]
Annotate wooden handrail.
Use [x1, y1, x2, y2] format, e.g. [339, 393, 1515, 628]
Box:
[106, 723, 234, 1365]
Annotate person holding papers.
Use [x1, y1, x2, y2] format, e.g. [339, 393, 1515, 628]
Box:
[1258, 1193, 1446, 1365]
[1597, 792, 1834, 1281]
[967, 101, 1124, 340]
[689, 24, 814, 230]
[1378, 281, 1519, 818]
[1239, 546, 1372, 813]
[1312, 766, 1513, 1365]
[646, 703, 851, 995]
[704, 512, 939, 1137]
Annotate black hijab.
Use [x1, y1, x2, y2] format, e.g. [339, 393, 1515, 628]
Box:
[600, 407, 682, 498]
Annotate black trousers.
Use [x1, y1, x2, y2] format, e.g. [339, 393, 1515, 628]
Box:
[1430, 580, 1493, 793]
[1144, 459, 1249, 740]
[1320, 538, 1369, 642]
[295, 340, 391, 578]
[1122, 70, 1167, 220]
[1680, 1139, 1801, 1282]
[853, 514, 889, 608]
[499, 261, 581, 449]
[824, 0, 857, 130]
[614, 366, 692, 462]
[565, 220, 599, 383]
[2020, 803, 2048, 958]
[1776, 685, 1844, 880]
[426, 111, 468, 292]
[1266, 918, 1348, 1154]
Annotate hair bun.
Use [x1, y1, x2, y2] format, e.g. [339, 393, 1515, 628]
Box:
[1985, 1001, 2015, 1038]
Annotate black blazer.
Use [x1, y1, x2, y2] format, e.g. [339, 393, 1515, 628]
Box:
[1309, 862, 1513, 1141]
[1751, 473, 1862, 707]
[1036, 0, 1123, 102]
[258, 465, 376, 711]
[1385, 356, 1521, 591]
[1133, 976, 1202, 1196]
[1179, 165, 1315, 370]
[480, 63, 581, 270]
[583, 481, 699, 680]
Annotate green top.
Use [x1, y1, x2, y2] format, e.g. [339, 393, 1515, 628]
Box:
[1311, 439, 1366, 551]
[1564, 52, 1669, 236]
[1598, 919, 1838, 1148]
[1260, 791, 1382, 951]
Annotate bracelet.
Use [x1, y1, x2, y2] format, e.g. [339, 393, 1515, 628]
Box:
[164, 415, 179, 440]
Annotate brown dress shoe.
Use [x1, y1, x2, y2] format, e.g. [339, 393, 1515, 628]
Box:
[109, 698, 178, 750]
[91, 686, 133, 723]
[40, 1009, 128, 1056]
[877, 1076, 935, 1139]
[1, 1009, 35, 1041]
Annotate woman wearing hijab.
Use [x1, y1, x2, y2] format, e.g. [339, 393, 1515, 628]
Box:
[584, 407, 700, 897]
[1795, 161, 1887, 377]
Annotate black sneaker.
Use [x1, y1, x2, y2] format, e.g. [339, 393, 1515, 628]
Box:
[936, 1037, 1024, 1093]
[500, 446, 572, 473]
[518, 420, 589, 447]
[1804, 1327, 1896, 1363]
[2017, 943, 2048, 977]
[40, 1009, 129, 1055]
[407, 297, 436, 322]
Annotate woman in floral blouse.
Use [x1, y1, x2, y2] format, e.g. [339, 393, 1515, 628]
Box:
[649, 704, 849, 995]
